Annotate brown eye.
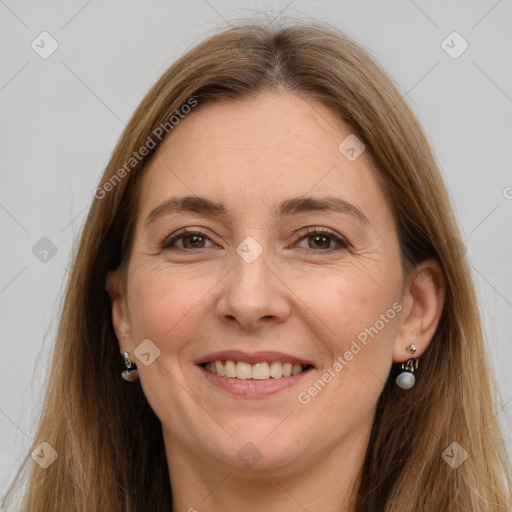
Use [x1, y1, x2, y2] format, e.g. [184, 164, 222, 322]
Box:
[181, 234, 206, 249]
[296, 228, 348, 252]
[308, 234, 332, 249]
[161, 230, 215, 250]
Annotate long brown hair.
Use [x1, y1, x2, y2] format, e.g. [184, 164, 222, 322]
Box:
[3, 20, 510, 511]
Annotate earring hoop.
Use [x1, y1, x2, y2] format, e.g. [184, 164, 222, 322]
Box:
[121, 352, 139, 382]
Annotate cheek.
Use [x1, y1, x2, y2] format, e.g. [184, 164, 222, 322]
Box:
[291, 262, 402, 346]
[288, 262, 402, 414]
[125, 264, 210, 348]
[294, 283, 399, 425]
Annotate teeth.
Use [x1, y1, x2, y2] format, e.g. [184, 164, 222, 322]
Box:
[225, 360, 236, 378]
[269, 361, 282, 378]
[215, 360, 225, 377]
[203, 360, 308, 380]
[252, 362, 270, 380]
[292, 364, 303, 376]
[236, 361, 252, 379]
[282, 363, 292, 377]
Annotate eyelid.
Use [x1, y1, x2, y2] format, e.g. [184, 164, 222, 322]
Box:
[293, 226, 349, 251]
[160, 226, 349, 252]
[160, 227, 219, 250]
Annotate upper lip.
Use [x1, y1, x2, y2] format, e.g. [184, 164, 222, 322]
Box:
[194, 350, 315, 367]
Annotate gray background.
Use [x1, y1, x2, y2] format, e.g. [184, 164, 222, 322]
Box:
[1, 0, 511, 496]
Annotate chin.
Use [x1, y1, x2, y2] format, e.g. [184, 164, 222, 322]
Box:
[203, 427, 311, 473]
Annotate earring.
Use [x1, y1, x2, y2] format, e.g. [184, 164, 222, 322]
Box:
[395, 344, 418, 390]
[121, 352, 139, 382]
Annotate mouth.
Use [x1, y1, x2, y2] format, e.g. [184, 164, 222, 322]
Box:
[202, 360, 312, 379]
[195, 350, 315, 397]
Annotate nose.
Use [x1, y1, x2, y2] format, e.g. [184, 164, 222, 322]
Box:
[215, 248, 291, 332]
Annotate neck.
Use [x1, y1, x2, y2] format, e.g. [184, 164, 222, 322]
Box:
[164, 427, 370, 512]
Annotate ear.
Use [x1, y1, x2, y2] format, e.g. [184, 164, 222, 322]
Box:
[393, 259, 446, 362]
[105, 269, 133, 352]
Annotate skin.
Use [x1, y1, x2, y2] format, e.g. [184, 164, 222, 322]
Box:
[107, 91, 445, 512]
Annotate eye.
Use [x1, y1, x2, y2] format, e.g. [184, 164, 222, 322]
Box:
[161, 228, 215, 250]
[295, 227, 349, 252]
[160, 227, 349, 253]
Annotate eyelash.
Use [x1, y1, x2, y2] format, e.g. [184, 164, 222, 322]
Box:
[160, 226, 349, 253]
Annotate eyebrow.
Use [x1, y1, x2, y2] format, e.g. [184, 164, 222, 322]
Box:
[145, 195, 370, 226]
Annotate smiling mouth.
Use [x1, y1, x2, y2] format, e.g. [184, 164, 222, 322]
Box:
[202, 360, 312, 380]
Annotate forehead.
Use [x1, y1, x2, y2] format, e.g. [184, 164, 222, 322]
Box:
[137, 92, 390, 223]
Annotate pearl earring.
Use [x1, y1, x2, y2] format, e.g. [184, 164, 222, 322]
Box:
[395, 344, 418, 390]
[121, 352, 139, 382]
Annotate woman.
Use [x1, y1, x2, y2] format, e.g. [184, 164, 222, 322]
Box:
[3, 20, 510, 512]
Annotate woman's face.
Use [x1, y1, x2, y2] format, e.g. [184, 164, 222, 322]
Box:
[110, 91, 410, 474]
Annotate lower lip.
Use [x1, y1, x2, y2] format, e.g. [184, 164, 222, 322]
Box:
[198, 365, 313, 397]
